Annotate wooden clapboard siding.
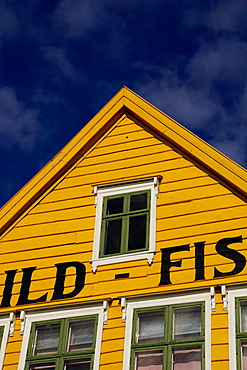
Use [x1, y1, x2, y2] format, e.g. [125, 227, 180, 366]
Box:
[0, 101, 246, 369]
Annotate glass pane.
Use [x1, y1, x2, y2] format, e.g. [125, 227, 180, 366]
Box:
[173, 346, 201, 370]
[130, 193, 147, 211]
[106, 197, 124, 215]
[68, 318, 95, 351]
[241, 341, 247, 369]
[33, 323, 60, 355]
[128, 215, 147, 251]
[173, 306, 201, 339]
[137, 310, 164, 343]
[104, 219, 122, 255]
[136, 350, 163, 370]
[241, 302, 247, 332]
[29, 363, 56, 370]
[64, 358, 91, 370]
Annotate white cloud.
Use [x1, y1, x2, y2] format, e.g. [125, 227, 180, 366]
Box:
[42, 46, 84, 82]
[205, 0, 247, 33]
[54, 0, 103, 37]
[0, 86, 41, 150]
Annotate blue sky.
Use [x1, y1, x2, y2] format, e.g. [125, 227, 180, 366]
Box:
[0, 0, 247, 207]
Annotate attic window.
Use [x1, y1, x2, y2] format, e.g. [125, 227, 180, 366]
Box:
[91, 178, 159, 272]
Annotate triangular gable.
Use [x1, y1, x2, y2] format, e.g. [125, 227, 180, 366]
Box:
[1, 86, 247, 235]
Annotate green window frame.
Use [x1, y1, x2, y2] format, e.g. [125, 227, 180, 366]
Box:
[130, 302, 205, 370]
[235, 297, 247, 369]
[100, 190, 150, 257]
[24, 315, 98, 370]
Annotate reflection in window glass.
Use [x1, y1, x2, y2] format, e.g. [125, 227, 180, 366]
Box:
[135, 350, 163, 370]
[68, 319, 95, 351]
[106, 197, 124, 215]
[173, 306, 201, 339]
[130, 193, 147, 211]
[104, 219, 122, 255]
[33, 324, 60, 355]
[64, 358, 91, 370]
[137, 311, 164, 343]
[172, 346, 201, 370]
[29, 363, 56, 370]
[128, 215, 147, 251]
[241, 302, 247, 332]
[241, 342, 247, 369]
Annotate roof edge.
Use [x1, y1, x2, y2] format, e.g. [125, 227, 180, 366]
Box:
[1, 86, 246, 235]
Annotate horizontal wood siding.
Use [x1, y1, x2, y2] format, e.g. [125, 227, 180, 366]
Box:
[0, 115, 246, 369]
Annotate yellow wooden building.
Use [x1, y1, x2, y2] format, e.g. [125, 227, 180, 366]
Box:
[0, 87, 246, 370]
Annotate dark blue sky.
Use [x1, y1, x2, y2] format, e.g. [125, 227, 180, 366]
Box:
[0, 0, 247, 207]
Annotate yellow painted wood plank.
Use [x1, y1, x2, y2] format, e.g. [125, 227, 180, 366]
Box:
[211, 361, 229, 370]
[3, 217, 94, 240]
[100, 343, 124, 362]
[161, 175, 217, 192]
[31, 195, 94, 213]
[157, 205, 247, 231]
[18, 205, 95, 227]
[212, 328, 228, 344]
[107, 122, 145, 136]
[0, 232, 78, 253]
[58, 151, 181, 187]
[211, 344, 229, 361]
[94, 128, 153, 148]
[84, 137, 160, 157]
[75, 142, 168, 167]
[158, 194, 245, 219]
[212, 313, 228, 329]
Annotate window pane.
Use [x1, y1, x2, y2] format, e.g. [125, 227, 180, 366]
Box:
[137, 310, 164, 343]
[106, 197, 124, 215]
[128, 215, 147, 251]
[130, 193, 147, 211]
[64, 358, 91, 370]
[173, 306, 201, 339]
[29, 363, 56, 370]
[135, 350, 163, 370]
[68, 319, 95, 351]
[104, 219, 122, 255]
[241, 302, 247, 332]
[33, 323, 60, 355]
[173, 346, 201, 370]
[241, 342, 247, 369]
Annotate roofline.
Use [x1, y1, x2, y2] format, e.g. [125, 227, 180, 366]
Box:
[1, 86, 246, 235]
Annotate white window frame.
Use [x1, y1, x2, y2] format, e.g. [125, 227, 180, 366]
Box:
[17, 303, 104, 370]
[122, 291, 211, 370]
[0, 315, 12, 369]
[91, 177, 159, 272]
[228, 286, 247, 370]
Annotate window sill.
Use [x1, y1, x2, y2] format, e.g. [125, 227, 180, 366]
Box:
[91, 251, 154, 273]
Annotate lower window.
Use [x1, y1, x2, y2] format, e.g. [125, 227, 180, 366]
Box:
[131, 303, 204, 370]
[123, 292, 211, 370]
[18, 305, 104, 370]
[25, 316, 97, 369]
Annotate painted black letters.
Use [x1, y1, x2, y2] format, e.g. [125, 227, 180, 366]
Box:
[214, 236, 245, 278]
[159, 244, 190, 285]
[51, 262, 86, 301]
[17, 267, 48, 305]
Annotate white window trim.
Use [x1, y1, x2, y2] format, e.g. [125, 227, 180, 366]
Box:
[228, 286, 247, 370]
[17, 303, 104, 370]
[0, 315, 12, 369]
[122, 291, 211, 370]
[91, 177, 159, 272]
